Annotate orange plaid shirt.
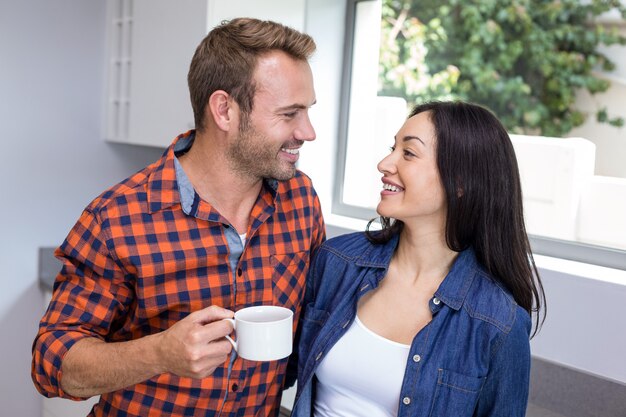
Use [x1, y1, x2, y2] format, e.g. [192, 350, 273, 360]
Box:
[32, 131, 325, 417]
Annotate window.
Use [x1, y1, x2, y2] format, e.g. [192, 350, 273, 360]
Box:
[335, 0, 626, 269]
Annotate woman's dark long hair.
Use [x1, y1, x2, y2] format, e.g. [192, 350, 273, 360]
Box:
[367, 101, 545, 336]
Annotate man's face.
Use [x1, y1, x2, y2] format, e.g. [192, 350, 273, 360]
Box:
[226, 50, 316, 181]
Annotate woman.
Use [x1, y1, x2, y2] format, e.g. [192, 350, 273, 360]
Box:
[290, 101, 545, 417]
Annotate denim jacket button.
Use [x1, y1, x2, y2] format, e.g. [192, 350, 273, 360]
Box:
[432, 297, 441, 305]
[402, 397, 411, 405]
[412, 354, 421, 362]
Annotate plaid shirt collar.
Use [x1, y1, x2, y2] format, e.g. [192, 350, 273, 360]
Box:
[146, 131, 279, 225]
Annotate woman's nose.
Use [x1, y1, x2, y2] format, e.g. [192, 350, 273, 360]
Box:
[377, 152, 396, 174]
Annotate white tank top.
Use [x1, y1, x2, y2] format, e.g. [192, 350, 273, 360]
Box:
[313, 316, 411, 417]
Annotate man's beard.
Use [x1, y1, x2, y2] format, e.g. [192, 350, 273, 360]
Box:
[227, 116, 300, 181]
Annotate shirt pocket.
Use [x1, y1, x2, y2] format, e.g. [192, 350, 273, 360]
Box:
[428, 368, 486, 417]
[271, 251, 309, 313]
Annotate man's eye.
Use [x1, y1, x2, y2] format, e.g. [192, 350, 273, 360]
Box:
[283, 111, 298, 118]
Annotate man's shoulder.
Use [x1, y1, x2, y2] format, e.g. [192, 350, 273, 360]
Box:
[86, 161, 158, 215]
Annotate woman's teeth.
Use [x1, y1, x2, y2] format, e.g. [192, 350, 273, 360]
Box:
[383, 183, 402, 192]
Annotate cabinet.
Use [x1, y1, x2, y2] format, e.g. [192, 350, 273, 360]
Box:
[104, 0, 306, 147]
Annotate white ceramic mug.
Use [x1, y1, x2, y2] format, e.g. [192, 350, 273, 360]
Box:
[224, 305, 293, 361]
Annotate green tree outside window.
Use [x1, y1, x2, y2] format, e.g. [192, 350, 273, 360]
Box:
[379, 0, 626, 136]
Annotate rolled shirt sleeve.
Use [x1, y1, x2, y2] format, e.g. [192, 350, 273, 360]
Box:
[31, 209, 133, 399]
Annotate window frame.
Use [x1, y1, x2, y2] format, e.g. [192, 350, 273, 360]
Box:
[332, 0, 377, 222]
[333, 0, 626, 271]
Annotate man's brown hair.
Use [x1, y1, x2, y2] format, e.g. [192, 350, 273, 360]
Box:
[188, 17, 316, 132]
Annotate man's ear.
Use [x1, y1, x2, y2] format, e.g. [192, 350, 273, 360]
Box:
[207, 90, 237, 131]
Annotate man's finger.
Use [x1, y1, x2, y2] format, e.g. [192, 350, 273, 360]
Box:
[195, 318, 236, 343]
[188, 305, 234, 325]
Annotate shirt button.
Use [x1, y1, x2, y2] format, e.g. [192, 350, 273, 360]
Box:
[432, 297, 441, 305]
[231, 383, 239, 392]
[413, 354, 421, 362]
[402, 397, 411, 405]
[237, 268, 243, 277]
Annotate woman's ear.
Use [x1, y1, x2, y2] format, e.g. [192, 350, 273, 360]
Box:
[455, 178, 464, 198]
[207, 90, 237, 132]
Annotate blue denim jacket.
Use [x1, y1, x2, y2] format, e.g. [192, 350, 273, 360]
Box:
[290, 232, 531, 417]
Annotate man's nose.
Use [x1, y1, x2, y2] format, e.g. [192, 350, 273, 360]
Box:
[295, 114, 316, 142]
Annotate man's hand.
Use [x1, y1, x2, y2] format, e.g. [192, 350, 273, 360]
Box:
[156, 305, 235, 378]
[60, 305, 235, 398]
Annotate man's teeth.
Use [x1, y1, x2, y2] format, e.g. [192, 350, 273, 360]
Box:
[383, 183, 402, 192]
[282, 148, 299, 155]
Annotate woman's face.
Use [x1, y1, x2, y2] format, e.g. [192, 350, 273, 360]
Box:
[376, 111, 447, 226]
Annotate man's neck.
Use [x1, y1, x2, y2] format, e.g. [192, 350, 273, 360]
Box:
[178, 134, 263, 234]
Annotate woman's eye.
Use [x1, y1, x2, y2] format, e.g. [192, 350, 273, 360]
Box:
[389, 146, 396, 153]
[403, 149, 415, 157]
[283, 111, 298, 118]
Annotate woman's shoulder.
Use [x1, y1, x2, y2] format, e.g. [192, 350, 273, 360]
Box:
[464, 267, 531, 336]
[315, 231, 370, 258]
[322, 231, 370, 251]
[311, 232, 367, 268]
[317, 231, 396, 263]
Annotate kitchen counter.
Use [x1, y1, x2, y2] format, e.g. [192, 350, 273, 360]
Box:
[38, 246, 57, 291]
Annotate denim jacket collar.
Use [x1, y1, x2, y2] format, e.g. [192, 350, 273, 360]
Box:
[435, 248, 480, 311]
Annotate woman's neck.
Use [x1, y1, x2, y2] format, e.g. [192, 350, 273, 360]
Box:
[392, 225, 458, 287]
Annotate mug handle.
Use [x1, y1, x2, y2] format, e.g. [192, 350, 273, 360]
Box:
[223, 318, 237, 351]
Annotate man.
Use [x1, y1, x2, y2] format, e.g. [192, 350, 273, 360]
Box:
[32, 18, 325, 417]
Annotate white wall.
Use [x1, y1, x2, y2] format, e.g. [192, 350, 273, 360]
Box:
[0, 0, 164, 415]
[530, 258, 626, 383]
